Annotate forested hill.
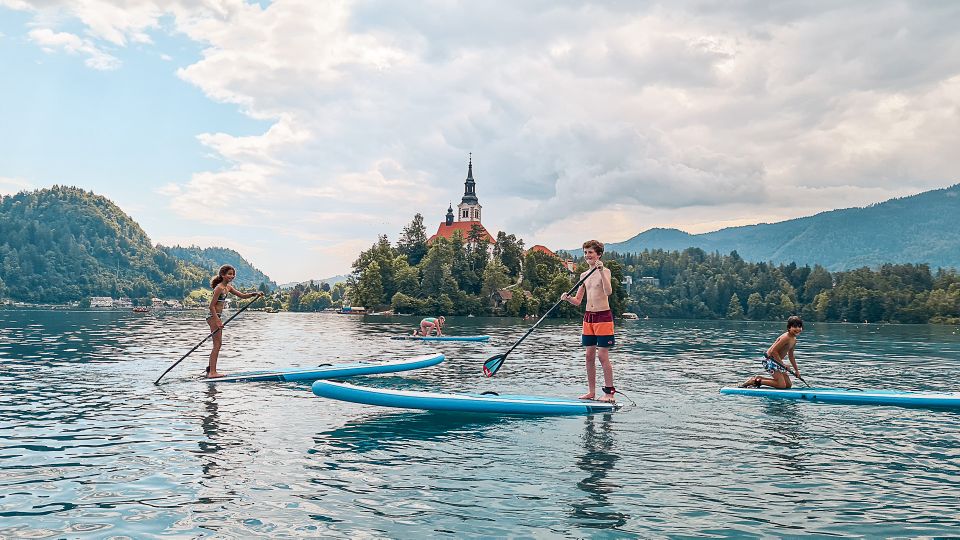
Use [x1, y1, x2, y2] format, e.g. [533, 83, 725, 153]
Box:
[601, 184, 960, 270]
[164, 246, 276, 290]
[0, 186, 270, 302]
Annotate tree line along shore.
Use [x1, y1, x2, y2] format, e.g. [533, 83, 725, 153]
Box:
[1, 188, 957, 324]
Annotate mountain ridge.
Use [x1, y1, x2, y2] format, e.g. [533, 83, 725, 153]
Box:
[568, 184, 960, 270]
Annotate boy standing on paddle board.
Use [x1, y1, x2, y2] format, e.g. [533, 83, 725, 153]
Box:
[741, 316, 803, 389]
[561, 240, 617, 402]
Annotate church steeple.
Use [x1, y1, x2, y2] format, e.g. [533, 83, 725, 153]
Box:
[445, 203, 454, 226]
[457, 153, 481, 222]
[461, 153, 478, 205]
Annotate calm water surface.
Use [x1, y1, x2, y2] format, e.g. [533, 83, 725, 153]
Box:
[1, 310, 959, 538]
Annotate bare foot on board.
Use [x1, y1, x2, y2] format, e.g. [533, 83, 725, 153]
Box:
[579, 392, 595, 400]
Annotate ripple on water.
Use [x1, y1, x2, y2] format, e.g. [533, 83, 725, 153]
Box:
[1, 312, 959, 536]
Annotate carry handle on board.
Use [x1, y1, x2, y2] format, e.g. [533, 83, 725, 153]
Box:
[154, 295, 260, 385]
[483, 265, 600, 377]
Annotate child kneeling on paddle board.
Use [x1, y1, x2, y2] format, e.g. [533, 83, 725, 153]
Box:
[741, 316, 803, 389]
[561, 240, 617, 402]
[206, 264, 263, 378]
[415, 316, 445, 337]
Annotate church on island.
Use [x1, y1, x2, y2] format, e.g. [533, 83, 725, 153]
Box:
[427, 155, 576, 272]
[428, 155, 496, 245]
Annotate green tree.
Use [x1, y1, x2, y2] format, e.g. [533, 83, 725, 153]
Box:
[726, 292, 744, 319]
[813, 291, 831, 321]
[481, 259, 511, 300]
[802, 265, 833, 302]
[493, 232, 524, 278]
[467, 223, 490, 282]
[357, 260, 385, 308]
[391, 292, 424, 314]
[393, 257, 420, 297]
[331, 282, 346, 303]
[432, 293, 455, 314]
[450, 230, 479, 294]
[396, 213, 429, 266]
[420, 238, 455, 297]
[300, 291, 333, 311]
[778, 293, 797, 319]
[746, 292, 765, 320]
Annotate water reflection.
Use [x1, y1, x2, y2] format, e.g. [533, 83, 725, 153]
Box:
[571, 413, 628, 530]
[759, 400, 809, 473]
[198, 385, 222, 478]
[310, 411, 518, 455]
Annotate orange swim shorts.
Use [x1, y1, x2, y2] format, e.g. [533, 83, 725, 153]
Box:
[581, 309, 615, 348]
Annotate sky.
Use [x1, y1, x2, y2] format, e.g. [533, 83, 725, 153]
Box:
[1, 1, 959, 283]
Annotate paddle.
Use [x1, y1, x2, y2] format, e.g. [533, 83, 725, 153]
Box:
[483, 265, 600, 377]
[153, 295, 261, 385]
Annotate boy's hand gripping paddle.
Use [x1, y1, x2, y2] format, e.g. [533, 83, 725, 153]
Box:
[483, 265, 600, 377]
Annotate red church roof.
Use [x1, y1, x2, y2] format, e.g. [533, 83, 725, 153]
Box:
[528, 244, 558, 257]
[429, 221, 495, 244]
[528, 244, 577, 272]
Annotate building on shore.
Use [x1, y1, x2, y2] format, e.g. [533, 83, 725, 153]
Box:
[90, 297, 113, 308]
[527, 244, 577, 273]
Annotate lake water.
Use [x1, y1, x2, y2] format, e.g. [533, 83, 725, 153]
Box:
[2, 309, 960, 538]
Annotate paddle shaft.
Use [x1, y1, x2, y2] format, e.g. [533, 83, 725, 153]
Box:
[765, 354, 809, 387]
[501, 265, 601, 358]
[153, 296, 259, 385]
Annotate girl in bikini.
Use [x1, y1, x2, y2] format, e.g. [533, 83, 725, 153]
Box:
[206, 264, 263, 378]
[416, 316, 445, 337]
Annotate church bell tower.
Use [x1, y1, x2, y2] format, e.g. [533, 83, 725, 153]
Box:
[457, 153, 481, 222]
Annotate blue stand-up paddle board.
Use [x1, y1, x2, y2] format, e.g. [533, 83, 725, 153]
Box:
[203, 352, 444, 383]
[390, 335, 490, 342]
[311, 380, 620, 415]
[720, 386, 960, 409]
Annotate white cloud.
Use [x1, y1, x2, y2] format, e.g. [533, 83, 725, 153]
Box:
[0, 176, 34, 196]
[6, 0, 960, 280]
[28, 28, 121, 70]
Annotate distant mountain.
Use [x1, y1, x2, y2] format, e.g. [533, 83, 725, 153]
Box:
[163, 246, 277, 291]
[569, 184, 960, 271]
[279, 274, 348, 289]
[0, 186, 207, 302]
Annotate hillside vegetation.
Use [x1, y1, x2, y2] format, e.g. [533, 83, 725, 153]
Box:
[0, 186, 271, 302]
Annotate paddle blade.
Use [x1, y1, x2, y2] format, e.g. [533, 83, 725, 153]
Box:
[483, 354, 506, 377]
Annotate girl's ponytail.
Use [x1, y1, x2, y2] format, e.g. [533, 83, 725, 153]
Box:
[210, 264, 235, 288]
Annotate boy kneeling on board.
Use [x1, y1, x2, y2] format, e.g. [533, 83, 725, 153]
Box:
[561, 240, 617, 402]
[741, 316, 803, 389]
